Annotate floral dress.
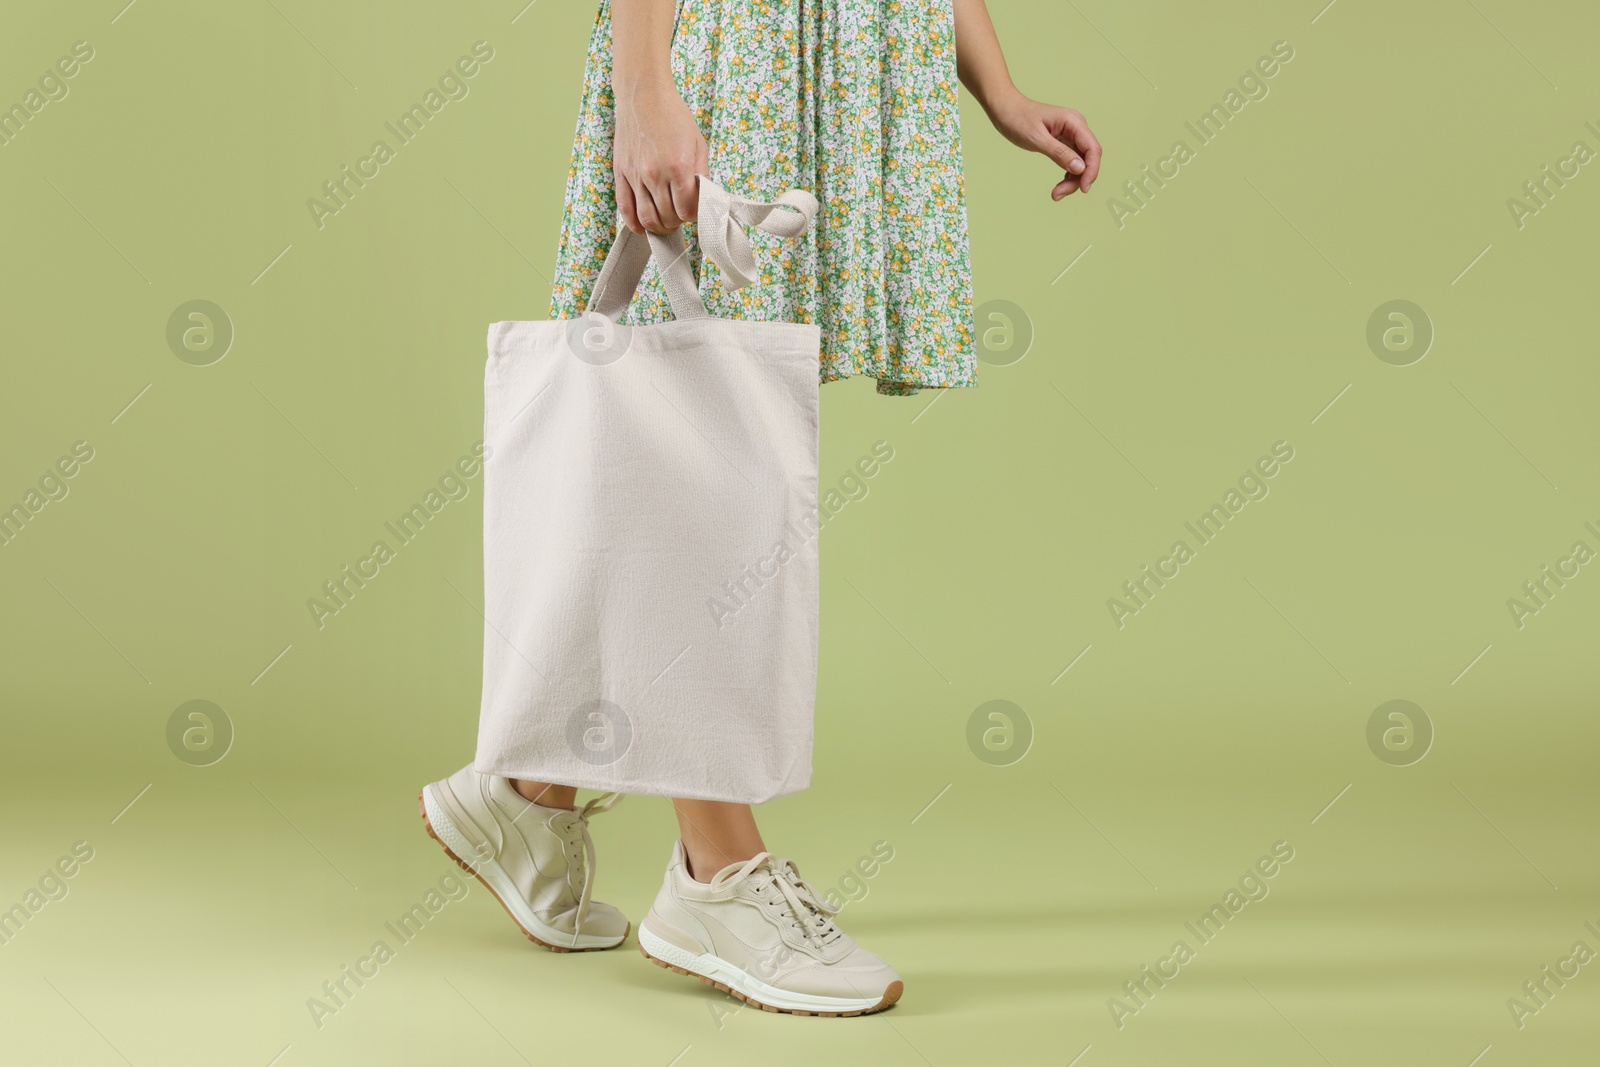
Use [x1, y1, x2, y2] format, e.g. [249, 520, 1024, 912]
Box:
[550, 0, 977, 395]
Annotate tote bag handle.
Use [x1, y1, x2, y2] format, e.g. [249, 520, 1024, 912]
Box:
[584, 176, 819, 322]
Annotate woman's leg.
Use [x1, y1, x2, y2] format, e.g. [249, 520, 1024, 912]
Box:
[511, 780, 576, 810]
[510, 783, 764, 882]
[670, 799, 766, 881]
[514, 781, 764, 880]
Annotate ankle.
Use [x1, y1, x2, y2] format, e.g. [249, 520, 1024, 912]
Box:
[683, 852, 714, 883]
[681, 842, 760, 883]
[511, 779, 576, 810]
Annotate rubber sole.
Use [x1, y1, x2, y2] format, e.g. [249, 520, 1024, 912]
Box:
[637, 924, 902, 1017]
[417, 788, 628, 953]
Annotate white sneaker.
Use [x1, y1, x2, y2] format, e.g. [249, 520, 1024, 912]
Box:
[637, 842, 903, 1016]
[419, 765, 629, 951]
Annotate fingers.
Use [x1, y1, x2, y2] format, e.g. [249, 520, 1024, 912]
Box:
[615, 176, 644, 236]
[669, 172, 700, 232]
[637, 179, 677, 234]
[1049, 108, 1102, 195]
[1035, 129, 1086, 181]
[1041, 139, 1084, 202]
[1062, 111, 1103, 192]
[1052, 176, 1083, 200]
[631, 166, 693, 233]
[624, 170, 705, 234]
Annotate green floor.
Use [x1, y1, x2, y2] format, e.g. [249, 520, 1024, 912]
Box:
[4, 761, 1596, 1065]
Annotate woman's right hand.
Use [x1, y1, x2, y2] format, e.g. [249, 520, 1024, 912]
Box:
[613, 83, 709, 236]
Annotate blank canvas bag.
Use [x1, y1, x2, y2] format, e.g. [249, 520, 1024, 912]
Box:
[474, 178, 822, 804]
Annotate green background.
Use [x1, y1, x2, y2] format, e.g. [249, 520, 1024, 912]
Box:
[3, 0, 1597, 1064]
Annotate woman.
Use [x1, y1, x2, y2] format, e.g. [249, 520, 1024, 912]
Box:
[421, 0, 1100, 1017]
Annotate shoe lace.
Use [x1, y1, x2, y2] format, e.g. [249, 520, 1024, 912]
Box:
[550, 792, 623, 942]
[712, 852, 842, 951]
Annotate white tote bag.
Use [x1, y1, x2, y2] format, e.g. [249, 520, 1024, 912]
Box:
[474, 178, 822, 804]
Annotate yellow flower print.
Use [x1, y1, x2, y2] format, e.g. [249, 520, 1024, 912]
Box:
[552, 0, 976, 392]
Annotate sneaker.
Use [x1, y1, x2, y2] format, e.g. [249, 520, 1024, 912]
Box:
[637, 842, 902, 1016]
[419, 765, 629, 951]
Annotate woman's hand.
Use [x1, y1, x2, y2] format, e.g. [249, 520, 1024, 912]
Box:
[609, 0, 707, 234]
[613, 83, 709, 235]
[989, 92, 1103, 200]
[952, 0, 1103, 201]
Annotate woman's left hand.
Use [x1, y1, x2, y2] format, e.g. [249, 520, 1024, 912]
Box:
[989, 93, 1103, 200]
